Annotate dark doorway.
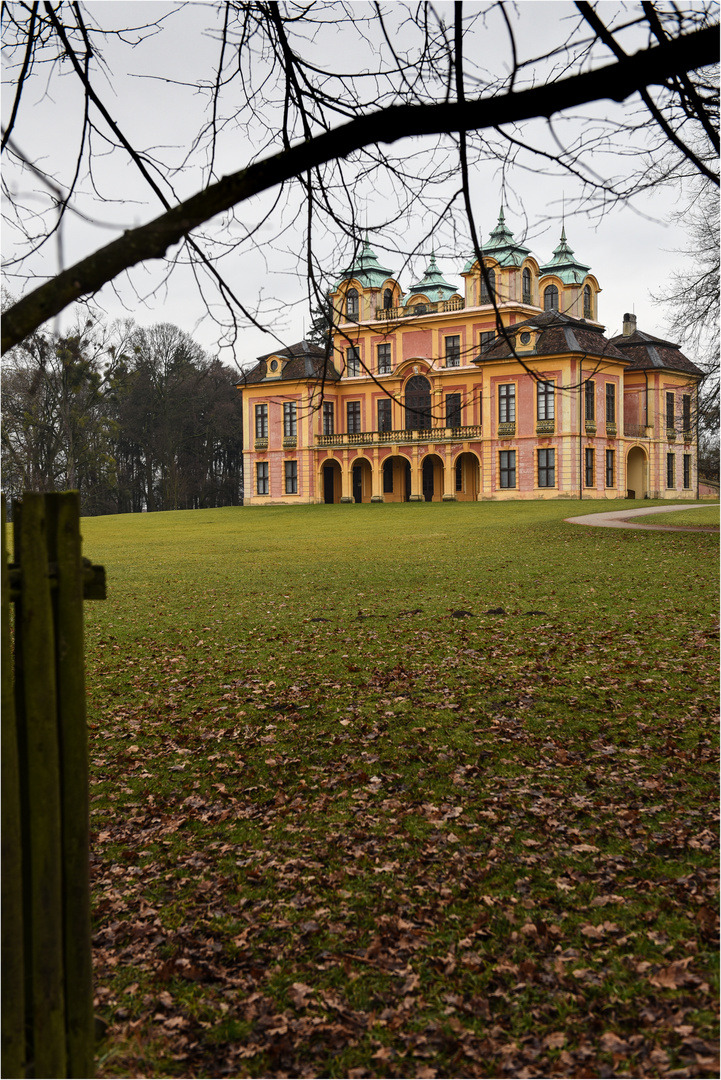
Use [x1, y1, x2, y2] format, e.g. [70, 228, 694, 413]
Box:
[323, 466, 335, 504]
[405, 375, 432, 430]
[422, 458, 434, 501]
[404, 461, 411, 501]
[352, 465, 362, 503]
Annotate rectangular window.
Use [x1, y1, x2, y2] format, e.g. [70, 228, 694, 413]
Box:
[606, 449, 615, 487]
[283, 401, 297, 437]
[347, 347, 360, 377]
[256, 461, 269, 495]
[667, 452, 675, 488]
[537, 381, 555, 421]
[499, 384, 516, 423]
[255, 403, 268, 439]
[445, 335, 461, 367]
[377, 343, 391, 374]
[606, 383, 616, 423]
[683, 454, 691, 489]
[538, 448, 555, 488]
[683, 394, 691, 431]
[584, 381, 595, 421]
[285, 460, 298, 494]
[666, 391, 675, 429]
[347, 401, 361, 434]
[377, 398, 392, 432]
[446, 393, 462, 428]
[480, 331, 495, 350]
[322, 401, 334, 435]
[585, 447, 595, 488]
[499, 450, 516, 489]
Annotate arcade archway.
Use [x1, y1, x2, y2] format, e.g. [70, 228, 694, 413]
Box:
[626, 446, 648, 499]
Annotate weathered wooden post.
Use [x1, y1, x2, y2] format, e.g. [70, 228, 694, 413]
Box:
[1, 492, 105, 1079]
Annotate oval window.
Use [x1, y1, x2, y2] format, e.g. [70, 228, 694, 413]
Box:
[270, 359, 278, 371]
[520, 332, 531, 345]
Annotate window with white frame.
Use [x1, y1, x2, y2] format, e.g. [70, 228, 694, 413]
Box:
[538, 448, 555, 487]
[537, 381, 554, 421]
[347, 401, 361, 434]
[499, 450, 516, 488]
[499, 383, 516, 423]
[346, 347, 360, 377]
[445, 335, 461, 367]
[255, 403, 268, 439]
[322, 401, 334, 435]
[283, 401, 297, 437]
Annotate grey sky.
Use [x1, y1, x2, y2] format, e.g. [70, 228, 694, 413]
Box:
[1, 1, 706, 367]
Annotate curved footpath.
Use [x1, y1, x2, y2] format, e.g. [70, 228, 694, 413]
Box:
[565, 503, 719, 532]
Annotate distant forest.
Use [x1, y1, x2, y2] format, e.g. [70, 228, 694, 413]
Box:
[2, 315, 244, 515]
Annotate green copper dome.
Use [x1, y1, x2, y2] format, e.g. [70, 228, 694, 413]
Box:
[539, 226, 591, 285]
[406, 253, 458, 302]
[462, 208, 532, 271]
[334, 238, 396, 290]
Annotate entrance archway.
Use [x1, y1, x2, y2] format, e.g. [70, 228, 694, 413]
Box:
[626, 446, 648, 499]
[322, 459, 342, 504]
[405, 375, 432, 430]
[421, 453, 444, 502]
[380, 455, 412, 502]
[454, 451, 480, 501]
[351, 458, 372, 503]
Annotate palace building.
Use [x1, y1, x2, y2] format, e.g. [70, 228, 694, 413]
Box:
[238, 211, 703, 504]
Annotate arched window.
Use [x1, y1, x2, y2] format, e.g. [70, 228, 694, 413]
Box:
[405, 375, 432, 431]
[522, 267, 532, 304]
[383, 288, 393, 310]
[584, 285, 593, 319]
[480, 267, 496, 304]
[544, 284, 559, 311]
[346, 288, 359, 320]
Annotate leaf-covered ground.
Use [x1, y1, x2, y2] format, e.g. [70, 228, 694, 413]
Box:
[77, 501, 719, 1079]
[626, 507, 719, 528]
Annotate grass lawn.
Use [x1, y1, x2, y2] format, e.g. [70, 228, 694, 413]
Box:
[74, 500, 718, 1078]
[626, 506, 720, 529]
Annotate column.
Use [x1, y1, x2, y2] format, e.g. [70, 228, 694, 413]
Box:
[371, 450, 384, 502]
[409, 446, 423, 500]
[443, 450, 456, 500]
[340, 451, 353, 502]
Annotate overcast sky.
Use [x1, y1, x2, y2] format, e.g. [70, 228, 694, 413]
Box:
[2, 1, 705, 368]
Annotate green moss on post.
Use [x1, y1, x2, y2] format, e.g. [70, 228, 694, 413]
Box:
[1, 495, 25, 1078]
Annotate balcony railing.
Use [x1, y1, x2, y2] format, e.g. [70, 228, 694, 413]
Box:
[536, 420, 555, 435]
[497, 422, 516, 437]
[315, 425, 482, 448]
[585, 420, 597, 435]
[374, 297, 465, 321]
[254, 437, 268, 450]
[282, 435, 297, 448]
[666, 428, 677, 442]
[623, 423, 653, 438]
[605, 422, 617, 437]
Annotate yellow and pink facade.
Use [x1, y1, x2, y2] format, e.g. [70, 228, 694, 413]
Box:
[239, 213, 702, 504]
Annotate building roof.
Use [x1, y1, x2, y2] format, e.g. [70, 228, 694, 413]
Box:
[334, 239, 396, 290]
[539, 226, 591, 285]
[239, 341, 340, 384]
[476, 310, 629, 363]
[462, 207, 533, 272]
[607, 329, 704, 377]
[406, 253, 459, 301]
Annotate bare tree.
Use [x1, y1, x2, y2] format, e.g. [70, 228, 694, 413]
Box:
[1, 1, 718, 359]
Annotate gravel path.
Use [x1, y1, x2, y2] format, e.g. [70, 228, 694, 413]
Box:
[565, 504, 719, 532]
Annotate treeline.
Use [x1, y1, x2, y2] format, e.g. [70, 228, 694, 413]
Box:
[2, 316, 244, 515]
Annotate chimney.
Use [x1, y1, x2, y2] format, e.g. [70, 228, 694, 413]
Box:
[623, 312, 637, 336]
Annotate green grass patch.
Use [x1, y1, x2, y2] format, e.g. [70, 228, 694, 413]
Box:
[68, 500, 719, 1078]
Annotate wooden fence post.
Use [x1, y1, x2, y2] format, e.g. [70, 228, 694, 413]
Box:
[1, 494, 25, 1077]
[1, 492, 105, 1078]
